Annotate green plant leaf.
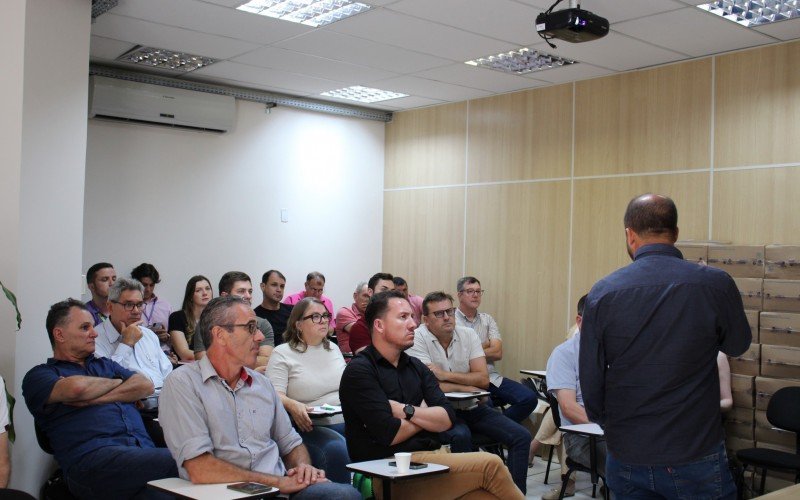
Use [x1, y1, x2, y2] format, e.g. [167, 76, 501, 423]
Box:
[0, 279, 21, 330]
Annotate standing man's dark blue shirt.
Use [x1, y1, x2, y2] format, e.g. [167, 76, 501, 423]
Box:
[579, 243, 751, 465]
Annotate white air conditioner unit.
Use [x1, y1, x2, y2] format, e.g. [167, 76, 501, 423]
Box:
[89, 76, 236, 133]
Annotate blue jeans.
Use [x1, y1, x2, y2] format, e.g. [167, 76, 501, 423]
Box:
[65, 445, 178, 500]
[290, 481, 361, 499]
[442, 405, 531, 494]
[301, 424, 351, 484]
[488, 378, 538, 423]
[606, 442, 736, 499]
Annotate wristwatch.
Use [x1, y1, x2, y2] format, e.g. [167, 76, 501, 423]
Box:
[403, 404, 415, 420]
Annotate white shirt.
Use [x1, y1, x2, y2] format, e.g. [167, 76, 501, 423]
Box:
[266, 342, 346, 425]
[455, 308, 503, 386]
[0, 375, 8, 432]
[95, 318, 173, 390]
[407, 324, 485, 410]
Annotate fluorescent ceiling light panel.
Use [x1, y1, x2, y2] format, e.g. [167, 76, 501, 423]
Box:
[237, 0, 372, 27]
[116, 46, 215, 72]
[465, 48, 577, 75]
[697, 1, 800, 27]
[321, 86, 407, 103]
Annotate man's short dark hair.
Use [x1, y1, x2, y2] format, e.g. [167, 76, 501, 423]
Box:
[456, 276, 480, 293]
[623, 193, 678, 238]
[219, 271, 251, 295]
[262, 270, 286, 284]
[392, 276, 407, 287]
[422, 291, 454, 315]
[368, 272, 394, 291]
[306, 272, 325, 283]
[86, 262, 113, 284]
[197, 295, 247, 349]
[46, 299, 88, 347]
[577, 294, 587, 317]
[365, 290, 406, 335]
[130, 263, 160, 284]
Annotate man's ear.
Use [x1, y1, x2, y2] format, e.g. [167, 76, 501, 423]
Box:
[52, 326, 66, 344]
[211, 325, 227, 345]
[373, 318, 384, 336]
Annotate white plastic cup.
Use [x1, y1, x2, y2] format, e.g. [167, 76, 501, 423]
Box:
[394, 452, 411, 474]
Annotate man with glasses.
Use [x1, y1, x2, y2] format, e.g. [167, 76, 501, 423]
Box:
[284, 272, 335, 329]
[407, 291, 532, 494]
[193, 271, 274, 369]
[95, 278, 173, 389]
[95, 278, 174, 447]
[348, 272, 396, 354]
[455, 276, 537, 424]
[159, 296, 361, 499]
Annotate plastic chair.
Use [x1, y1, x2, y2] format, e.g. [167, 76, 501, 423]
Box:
[736, 386, 800, 496]
[34, 422, 78, 500]
[546, 391, 608, 500]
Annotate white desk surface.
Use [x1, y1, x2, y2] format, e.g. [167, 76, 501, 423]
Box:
[559, 423, 604, 436]
[520, 369, 547, 377]
[148, 478, 278, 499]
[444, 391, 490, 400]
[756, 483, 800, 499]
[346, 458, 449, 480]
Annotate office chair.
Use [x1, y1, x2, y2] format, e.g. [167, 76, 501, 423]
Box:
[736, 386, 800, 496]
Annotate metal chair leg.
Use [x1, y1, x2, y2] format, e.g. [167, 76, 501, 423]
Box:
[544, 444, 555, 484]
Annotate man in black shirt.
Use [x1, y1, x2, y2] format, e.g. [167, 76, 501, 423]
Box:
[254, 269, 293, 346]
[580, 193, 751, 498]
[339, 291, 523, 500]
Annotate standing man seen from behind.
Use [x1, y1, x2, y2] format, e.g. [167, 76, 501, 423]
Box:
[194, 271, 274, 369]
[408, 291, 532, 495]
[23, 299, 177, 499]
[455, 276, 537, 424]
[159, 296, 361, 499]
[580, 193, 751, 499]
[284, 272, 335, 329]
[255, 269, 294, 347]
[85, 262, 116, 325]
[340, 290, 524, 500]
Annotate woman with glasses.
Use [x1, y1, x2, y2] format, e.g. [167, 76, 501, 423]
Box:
[266, 297, 350, 484]
[168, 275, 213, 361]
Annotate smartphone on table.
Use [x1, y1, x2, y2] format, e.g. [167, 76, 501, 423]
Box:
[226, 482, 275, 494]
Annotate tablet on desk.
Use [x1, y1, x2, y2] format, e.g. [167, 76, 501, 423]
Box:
[444, 391, 491, 400]
[227, 483, 274, 494]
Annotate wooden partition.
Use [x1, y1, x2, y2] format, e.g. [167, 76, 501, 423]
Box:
[383, 40, 800, 378]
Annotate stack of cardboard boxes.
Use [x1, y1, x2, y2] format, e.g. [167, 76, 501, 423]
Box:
[677, 242, 800, 494]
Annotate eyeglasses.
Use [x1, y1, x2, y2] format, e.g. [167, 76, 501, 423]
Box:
[302, 313, 332, 324]
[221, 322, 259, 335]
[112, 301, 146, 311]
[460, 289, 485, 296]
[429, 308, 456, 319]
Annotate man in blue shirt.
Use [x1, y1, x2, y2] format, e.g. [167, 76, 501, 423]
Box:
[580, 194, 751, 499]
[23, 299, 176, 499]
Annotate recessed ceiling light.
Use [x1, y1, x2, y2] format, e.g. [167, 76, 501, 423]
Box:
[465, 48, 576, 75]
[116, 46, 215, 72]
[237, 0, 372, 27]
[321, 86, 408, 103]
[697, 1, 800, 27]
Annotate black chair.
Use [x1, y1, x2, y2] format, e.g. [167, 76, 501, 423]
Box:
[0, 490, 36, 500]
[34, 422, 78, 500]
[736, 386, 800, 496]
[546, 391, 608, 500]
[522, 377, 558, 484]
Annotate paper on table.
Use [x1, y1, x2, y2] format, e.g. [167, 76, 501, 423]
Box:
[308, 405, 342, 415]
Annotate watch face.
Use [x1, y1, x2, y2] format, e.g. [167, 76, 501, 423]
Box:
[404, 404, 414, 418]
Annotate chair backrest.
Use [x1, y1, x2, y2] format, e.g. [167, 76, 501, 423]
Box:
[521, 377, 548, 403]
[545, 390, 563, 428]
[766, 386, 800, 436]
[34, 421, 54, 455]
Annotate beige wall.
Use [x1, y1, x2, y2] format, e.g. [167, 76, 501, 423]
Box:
[383, 40, 800, 378]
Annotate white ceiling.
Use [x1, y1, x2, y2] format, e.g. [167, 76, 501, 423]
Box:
[89, 0, 800, 112]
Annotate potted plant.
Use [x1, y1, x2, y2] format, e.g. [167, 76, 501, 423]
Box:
[1, 279, 19, 442]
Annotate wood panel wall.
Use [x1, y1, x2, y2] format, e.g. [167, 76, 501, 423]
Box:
[383, 40, 800, 376]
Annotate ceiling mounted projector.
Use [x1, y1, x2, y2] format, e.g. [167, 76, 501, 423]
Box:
[536, 1, 609, 48]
